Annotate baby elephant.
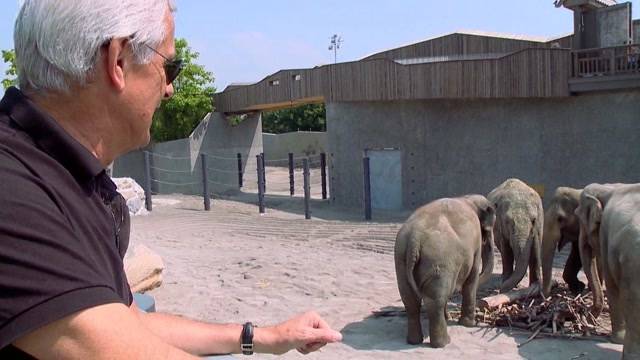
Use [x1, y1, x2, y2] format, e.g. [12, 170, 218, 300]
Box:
[394, 195, 495, 348]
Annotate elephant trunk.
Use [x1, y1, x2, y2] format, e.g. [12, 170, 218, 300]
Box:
[541, 212, 560, 296]
[500, 223, 533, 292]
[478, 230, 495, 285]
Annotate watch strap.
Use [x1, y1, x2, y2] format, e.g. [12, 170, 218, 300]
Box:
[241, 322, 254, 355]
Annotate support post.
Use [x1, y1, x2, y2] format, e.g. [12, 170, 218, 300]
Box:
[288, 152, 294, 196]
[363, 156, 372, 220]
[143, 151, 153, 212]
[237, 153, 243, 188]
[256, 154, 265, 214]
[201, 153, 210, 211]
[303, 158, 311, 220]
[320, 153, 327, 200]
[261, 152, 266, 193]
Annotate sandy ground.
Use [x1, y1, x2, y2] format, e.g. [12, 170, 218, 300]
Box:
[133, 168, 623, 359]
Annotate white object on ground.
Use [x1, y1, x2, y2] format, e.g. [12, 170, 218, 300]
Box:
[112, 177, 148, 216]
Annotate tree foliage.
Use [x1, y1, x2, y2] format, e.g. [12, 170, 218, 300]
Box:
[1, 49, 18, 90]
[151, 38, 216, 142]
[262, 103, 326, 134]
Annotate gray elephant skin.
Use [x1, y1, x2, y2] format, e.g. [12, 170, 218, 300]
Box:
[576, 183, 640, 358]
[541, 187, 583, 296]
[488, 178, 544, 292]
[394, 195, 495, 348]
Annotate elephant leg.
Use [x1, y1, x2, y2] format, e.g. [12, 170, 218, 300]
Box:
[459, 254, 480, 327]
[563, 243, 585, 294]
[622, 278, 640, 359]
[396, 264, 424, 345]
[605, 272, 625, 344]
[425, 297, 450, 348]
[500, 244, 514, 284]
[528, 231, 542, 286]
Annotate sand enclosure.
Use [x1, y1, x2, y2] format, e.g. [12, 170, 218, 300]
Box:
[135, 168, 623, 359]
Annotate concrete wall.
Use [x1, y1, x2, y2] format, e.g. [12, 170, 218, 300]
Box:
[596, 3, 633, 46]
[326, 90, 640, 209]
[262, 131, 327, 166]
[634, 19, 640, 43]
[113, 112, 263, 195]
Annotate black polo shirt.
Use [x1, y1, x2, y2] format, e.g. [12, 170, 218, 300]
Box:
[0, 87, 132, 357]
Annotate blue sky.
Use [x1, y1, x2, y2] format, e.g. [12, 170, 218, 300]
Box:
[1, 0, 639, 96]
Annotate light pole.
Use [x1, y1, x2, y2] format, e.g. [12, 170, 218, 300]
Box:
[328, 34, 343, 64]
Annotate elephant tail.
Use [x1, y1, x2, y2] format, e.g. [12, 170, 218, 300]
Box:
[406, 235, 422, 299]
[500, 218, 536, 292]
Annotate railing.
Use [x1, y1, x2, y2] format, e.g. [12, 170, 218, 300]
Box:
[572, 44, 640, 77]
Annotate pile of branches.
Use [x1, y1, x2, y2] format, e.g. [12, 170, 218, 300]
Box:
[477, 286, 610, 346]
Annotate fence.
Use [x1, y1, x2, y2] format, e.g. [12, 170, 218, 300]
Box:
[140, 150, 329, 219]
[572, 44, 640, 77]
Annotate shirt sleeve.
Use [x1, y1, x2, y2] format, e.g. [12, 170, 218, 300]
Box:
[0, 151, 126, 349]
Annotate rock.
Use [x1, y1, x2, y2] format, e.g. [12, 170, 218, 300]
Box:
[112, 177, 148, 216]
[124, 244, 164, 293]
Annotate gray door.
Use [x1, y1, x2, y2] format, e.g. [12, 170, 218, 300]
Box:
[368, 149, 402, 210]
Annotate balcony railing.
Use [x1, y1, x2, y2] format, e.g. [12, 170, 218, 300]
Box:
[572, 44, 640, 77]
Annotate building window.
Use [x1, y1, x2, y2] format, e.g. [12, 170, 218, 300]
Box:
[269, 79, 280, 86]
[293, 74, 302, 81]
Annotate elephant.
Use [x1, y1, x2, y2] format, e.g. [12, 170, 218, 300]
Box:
[541, 187, 583, 296]
[488, 178, 544, 292]
[394, 195, 495, 348]
[575, 183, 640, 357]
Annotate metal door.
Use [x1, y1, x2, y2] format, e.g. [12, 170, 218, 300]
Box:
[367, 149, 402, 210]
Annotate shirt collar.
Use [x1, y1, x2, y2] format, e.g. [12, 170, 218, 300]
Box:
[0, 87, 104, 182]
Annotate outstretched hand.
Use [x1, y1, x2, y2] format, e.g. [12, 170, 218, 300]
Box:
[255, 311, 342, 355]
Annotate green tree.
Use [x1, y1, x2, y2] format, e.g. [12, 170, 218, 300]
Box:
[1, 49, 18, 90]
[151, 38, 216, 142]
[262, 103, 326, 134]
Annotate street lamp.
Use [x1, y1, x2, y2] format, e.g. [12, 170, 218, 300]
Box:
[328, 34, 343, 64]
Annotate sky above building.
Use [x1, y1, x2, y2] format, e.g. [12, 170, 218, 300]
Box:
[1, 0, 639, 97]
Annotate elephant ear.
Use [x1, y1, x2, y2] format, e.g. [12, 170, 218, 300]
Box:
[577, 195, 602, 233]
[479, 202, 496, 234]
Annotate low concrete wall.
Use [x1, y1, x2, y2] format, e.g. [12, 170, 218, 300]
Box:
[327, 90, 640, 209]
[262, 131, 327, 166]
[113, 112, 263, 195]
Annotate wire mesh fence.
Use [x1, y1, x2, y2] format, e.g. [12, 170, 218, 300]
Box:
[139, 150, 329, 217]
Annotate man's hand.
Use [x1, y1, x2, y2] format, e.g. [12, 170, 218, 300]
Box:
[254, 311, 342, 355]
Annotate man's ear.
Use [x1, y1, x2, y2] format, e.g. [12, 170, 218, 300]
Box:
[104, 38, 129, 91]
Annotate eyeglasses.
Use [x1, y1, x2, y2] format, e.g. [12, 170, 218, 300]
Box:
[144, 43, 184, 85]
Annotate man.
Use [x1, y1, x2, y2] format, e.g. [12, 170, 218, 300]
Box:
[0, 1, 342, 358]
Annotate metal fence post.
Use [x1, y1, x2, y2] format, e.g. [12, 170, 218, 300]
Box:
[256, 154, 265, 214]
[363, 156, 372, 220]
[260, 152, 266, 193]
[320, 153, 327, 200]
[201, 153, 210, 211]
[237, 153, 243, 188]
[288, 152, 294, 196]
[303, 158, 311, 220]
[143, 151, 152, 212]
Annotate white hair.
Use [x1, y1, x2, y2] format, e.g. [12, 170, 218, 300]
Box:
[14, 0, 177, 92]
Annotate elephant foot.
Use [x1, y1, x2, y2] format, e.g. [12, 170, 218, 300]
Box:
[406, 331, 424, 345]
[568, 281, 586, 295]
[611, 330, 626, 345]
[429, 333, 451, 348]
[458, 316, 476, 327]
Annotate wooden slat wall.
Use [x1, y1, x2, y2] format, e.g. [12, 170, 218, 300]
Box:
[214, 48, 572, 113]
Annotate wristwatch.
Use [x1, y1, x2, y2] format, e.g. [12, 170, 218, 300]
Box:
[241, 322, 254, 355]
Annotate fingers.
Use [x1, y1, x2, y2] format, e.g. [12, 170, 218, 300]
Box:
[310, 328, 343, 343]
[297, 341, 326, 355]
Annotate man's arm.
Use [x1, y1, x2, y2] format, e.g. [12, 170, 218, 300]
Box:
[13, 303, 198, 360]
[131, 302, 343, 356]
